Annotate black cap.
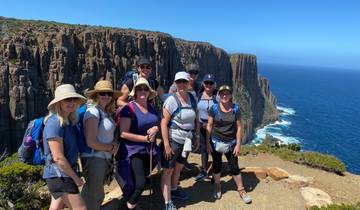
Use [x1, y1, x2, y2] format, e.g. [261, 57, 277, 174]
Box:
[138, 57, 150, 66]
[186, 63, 199, 72]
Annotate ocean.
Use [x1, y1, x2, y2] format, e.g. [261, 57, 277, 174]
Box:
[254, 63, 360, 175]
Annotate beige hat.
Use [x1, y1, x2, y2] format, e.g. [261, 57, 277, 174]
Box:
[129, 77, 157, 100]
[85, 80, 122, 99]
[47, 84, 87, 110]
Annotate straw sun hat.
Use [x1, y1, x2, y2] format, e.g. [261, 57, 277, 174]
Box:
[47, 84, 87, 110]
[129, 77, 157, 100]
[85, 80, 122, 99]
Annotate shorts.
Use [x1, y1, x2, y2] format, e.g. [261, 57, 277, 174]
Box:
[46, 177, 79, 199]
[160, 140, 187, 169]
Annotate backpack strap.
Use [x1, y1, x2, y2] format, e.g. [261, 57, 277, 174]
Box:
[213, 103, 239, 121]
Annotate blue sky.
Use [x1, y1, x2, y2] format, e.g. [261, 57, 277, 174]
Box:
[1, 0, 359, 70]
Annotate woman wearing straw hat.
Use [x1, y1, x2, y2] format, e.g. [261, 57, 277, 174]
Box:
[117, 77, 160, 210]
[42, 84, 87, 210]
[206, 85, 252, 204]
[80, 80, 122, 210]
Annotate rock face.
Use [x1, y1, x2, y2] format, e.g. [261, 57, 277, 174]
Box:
[0, 17, 278, 153]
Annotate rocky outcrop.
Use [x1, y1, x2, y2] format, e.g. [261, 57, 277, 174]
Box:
[230, 54, 279, 142]
[0, 17, 278, 153]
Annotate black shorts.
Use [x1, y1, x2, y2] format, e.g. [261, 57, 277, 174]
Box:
[46, 177, 79, 199]
[160, 140, 187, 169]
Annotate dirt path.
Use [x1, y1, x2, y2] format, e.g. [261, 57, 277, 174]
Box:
[103, 153, 360, 210]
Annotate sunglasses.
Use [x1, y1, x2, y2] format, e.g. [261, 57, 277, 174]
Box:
[204, 81, 214, 85]
[139, 64, 151, 69]
[175, 79, 189, 84]
[188, 70, 198, 75]
[136, 87, 149, 92]
[98, 92, 114, 97]
[64, 97, 78, 103]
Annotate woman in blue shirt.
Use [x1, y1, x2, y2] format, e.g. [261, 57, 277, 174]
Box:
[43, 84, 87, 210]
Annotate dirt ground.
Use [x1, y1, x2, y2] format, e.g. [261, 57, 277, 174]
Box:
[102, 153, 360, 210]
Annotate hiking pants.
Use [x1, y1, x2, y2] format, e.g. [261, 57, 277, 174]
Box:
[211, 149, 240, 175]
[128, 154, 151, 205]
[81, 157, 111, 210]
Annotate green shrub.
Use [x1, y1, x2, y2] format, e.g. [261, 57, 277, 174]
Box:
[242, 140, 346, 175]
[309, 202, 360, 210]
[0, 154, 48, 210]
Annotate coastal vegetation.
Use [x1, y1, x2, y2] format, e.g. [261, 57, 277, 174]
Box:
[241, 134, 346, 175]
[310, 203, 360, 210]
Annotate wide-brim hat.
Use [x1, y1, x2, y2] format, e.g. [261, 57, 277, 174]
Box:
[85, 80, 122, 99]
[129, 77, 157, 100]
[218, 85, 232, 93]
[47, 84, 87, 110]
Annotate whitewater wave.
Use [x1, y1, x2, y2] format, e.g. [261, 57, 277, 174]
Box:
[277, 105, 296, 116]
[253, 105, 300, 145]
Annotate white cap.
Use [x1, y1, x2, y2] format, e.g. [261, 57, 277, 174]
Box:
[174, 71, 189, 81]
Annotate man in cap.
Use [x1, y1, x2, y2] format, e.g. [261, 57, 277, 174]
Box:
[117, 57, 163, 108]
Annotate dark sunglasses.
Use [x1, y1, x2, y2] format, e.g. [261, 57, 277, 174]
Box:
[136, 87, 149, 92]
[139, 64, 151, 69]
[98, 92, 114, 97]
[188, 70, 198, 75]
[175, 79, 189, 84]
[64, 97, 78, 102]
[204, 81, 214, 85]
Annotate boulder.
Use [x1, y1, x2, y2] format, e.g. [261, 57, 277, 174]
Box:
[285, 175, 314, 187]
[300, 187, 332, 209]
[242, 167, 268, 179]
[267, 167, 290, 180]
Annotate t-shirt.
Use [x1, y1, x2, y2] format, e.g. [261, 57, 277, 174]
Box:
[197, 93, 217, 123]
[163, 94, 196, 144]
[82, 106, 115, 159]
[125, 77, 159, 92]
[118, 102, 160, 159]
[43, 115, 79, 179]
[209, 104, 241, 141]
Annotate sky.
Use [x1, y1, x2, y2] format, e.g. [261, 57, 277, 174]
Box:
[1, 0, 359, 70]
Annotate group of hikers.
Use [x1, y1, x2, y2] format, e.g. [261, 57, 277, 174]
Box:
[41, 57, 252, 210]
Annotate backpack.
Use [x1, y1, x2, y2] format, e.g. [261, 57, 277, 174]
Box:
[18, 117, 46, 165]
[168, 92, 197, 128]
[75, 104, 103, 154]
[118, 69, 138, 90]
[212, 103, 239, 121]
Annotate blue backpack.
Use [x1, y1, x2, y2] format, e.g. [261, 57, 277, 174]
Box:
[75, 104, 104, 154]
[18, 117, 46, 165]
[212, 103, 239, 120]
[168, 93, 197, 128]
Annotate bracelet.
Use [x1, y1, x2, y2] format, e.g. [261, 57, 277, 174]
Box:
[146, 135, 150, 142]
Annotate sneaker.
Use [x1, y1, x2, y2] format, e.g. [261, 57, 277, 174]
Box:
[239, 190, 252, 204]
[164, 201, 177, 210]
[195, 170, 207, 181]
[171, 188, 190, 201]
[213, 184, 222, 199]
[183, 161, 193, 171]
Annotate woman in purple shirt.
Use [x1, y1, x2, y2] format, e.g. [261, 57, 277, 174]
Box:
[118, 78, 160, 210]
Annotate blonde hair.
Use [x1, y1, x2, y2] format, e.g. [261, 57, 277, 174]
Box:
[44, 102, 79, 126]
[87, 94, 115, 116]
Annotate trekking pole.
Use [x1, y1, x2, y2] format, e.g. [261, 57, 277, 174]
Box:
[149, 141, 153, 210]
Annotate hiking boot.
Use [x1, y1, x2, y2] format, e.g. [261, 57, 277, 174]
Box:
[164, 201, 177, 210]
[183, 161, 193, 171]
[195, 170, 207, 181]
[171, 188, 190, 201]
